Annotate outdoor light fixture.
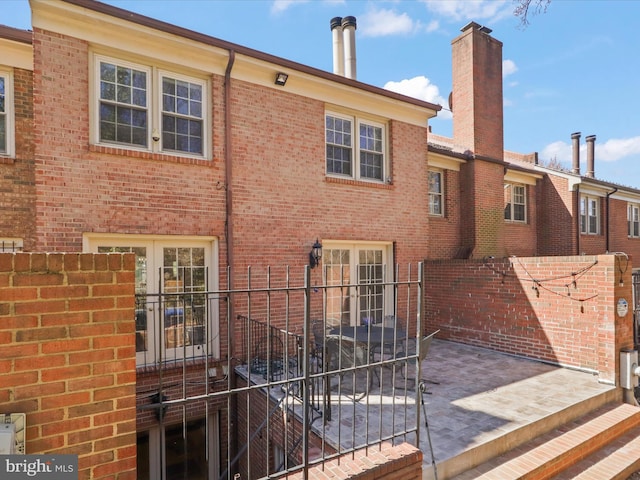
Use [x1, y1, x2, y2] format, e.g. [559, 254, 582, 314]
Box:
[309, 238, 322, 269]
[274, 72, 288, 86]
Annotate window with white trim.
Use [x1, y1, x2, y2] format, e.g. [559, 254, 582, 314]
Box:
[504, 183, 526, 222]
[580, 195, 600, 235]
[325, 112, 386, 182]
[0, 69, 14, 157]
[428, 169, 443, 216]
[629, 203, 640, 238]
[95, 55, 208, 157]
[86, 235, 218, 366]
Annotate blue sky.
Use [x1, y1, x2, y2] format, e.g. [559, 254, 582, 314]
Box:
[4, 0, 640, 187]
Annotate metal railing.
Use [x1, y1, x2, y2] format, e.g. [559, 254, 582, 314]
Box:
[135, 263, 424, 480]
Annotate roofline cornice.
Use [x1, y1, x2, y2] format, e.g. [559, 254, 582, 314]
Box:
[30, 0, 442, 126]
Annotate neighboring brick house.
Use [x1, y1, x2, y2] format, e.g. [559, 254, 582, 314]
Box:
[2, 1, 640, 479]
[425, 23, 640, 264]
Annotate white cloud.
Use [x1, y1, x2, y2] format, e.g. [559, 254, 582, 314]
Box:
[384, 76, 452, 119]
[270, 0, 308, 14]
[359, 8, 421, 37]
[421, 0, 512, 22]
[503, 59, 517, 77]
[540, 136, 640, 165]
[596, 136, 640, 162]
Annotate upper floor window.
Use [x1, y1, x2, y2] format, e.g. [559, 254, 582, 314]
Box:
[325, 112, 386, 182]
[580, 195, 600, 235]
[94, 55, 208, 158]
[0, 69, 14, 157]
[629, 203, 640, 238]
[428, 169, 443, 216]
[504, 183, 526, 222]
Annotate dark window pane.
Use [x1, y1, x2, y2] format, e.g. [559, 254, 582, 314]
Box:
[116, 66, 131, 86]
[163, 77, 175, 95]
[100, 121, 115, 142]
[176, 118, 189, 135]
[100, 81, 115, 101]
[100, 103, 116, 123]
[117, 85, 131, 104]
[132, 70, 146, 89]
[100, 62, 115, 82]
[163, 93, 174, 113]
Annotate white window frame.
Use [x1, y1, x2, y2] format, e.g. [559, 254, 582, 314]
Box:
[325, 111, 387, 183]
[322, 242, 393, 326]
[504, 183, 526, 223]
[0, 68, 15, 158]
[428, 169, 444, 216]
[580, 195, 600, 235]
[629, 203, 640, 238]
[84, 234, 218, 365]
[92, 54, 210, 159]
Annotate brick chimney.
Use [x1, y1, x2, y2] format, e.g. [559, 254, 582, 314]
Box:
[452, 22, 506, 258]
[451, 22, 504, 160]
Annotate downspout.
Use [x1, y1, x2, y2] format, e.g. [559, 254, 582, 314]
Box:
[225, 50, 235, 285]
[224, 48, 237, 479]
[576, 184, 581, 255]
[606, 187, 618, 252]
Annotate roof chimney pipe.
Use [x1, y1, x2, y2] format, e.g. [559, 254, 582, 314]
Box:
[585, 135, 596, 178]
[330, 17, 344, 77]
[342, 16, 357, 80]
[571, 132, 581, 175]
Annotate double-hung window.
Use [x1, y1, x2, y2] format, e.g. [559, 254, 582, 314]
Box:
[629, 203, 640, 238]
[326, 112, 386, 182]
[428, 169, 443, 216]
[95, 55, 207, 157]
[0, 69, 14, 157]
[580, 195, 600, 234]
[504, 183, 526, 222]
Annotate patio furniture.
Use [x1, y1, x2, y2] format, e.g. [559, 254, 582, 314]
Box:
[396, 329, 440, 390]
[324, 333, 372, 401]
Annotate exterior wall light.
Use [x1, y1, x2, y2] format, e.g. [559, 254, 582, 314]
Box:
[274, 72, 288, 86]
[309, 238, 322, 268]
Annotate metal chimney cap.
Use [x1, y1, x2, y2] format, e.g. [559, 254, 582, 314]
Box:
[330, 17, 342, 30]
[571, 132, 582, 139]
[585, 135, 596, 141]
[341, 16, 357, 29]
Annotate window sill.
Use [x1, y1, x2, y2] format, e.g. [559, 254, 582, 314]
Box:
[325, 176, 392, 190]
[90, 144, 214, 166]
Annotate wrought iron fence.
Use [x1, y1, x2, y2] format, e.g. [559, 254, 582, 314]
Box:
[135, 263, 424, 480]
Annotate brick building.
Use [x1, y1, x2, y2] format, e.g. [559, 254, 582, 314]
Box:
[1, 0, 640, 478]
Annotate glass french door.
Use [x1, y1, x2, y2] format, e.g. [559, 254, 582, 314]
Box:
[323, 243, 391, 326]
[85, 235, 217, 365]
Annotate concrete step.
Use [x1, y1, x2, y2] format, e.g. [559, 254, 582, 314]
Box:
[551, 424, 640, 480]
[433, 388, 620, 480]
[447, 402, 640, 480]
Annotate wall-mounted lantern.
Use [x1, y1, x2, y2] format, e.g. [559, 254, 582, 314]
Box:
[309, 239, 322, 269]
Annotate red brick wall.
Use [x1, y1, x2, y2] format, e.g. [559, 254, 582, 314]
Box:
[452, 24, 504, 161]
[609, 198, 640, 260]
[429, 169, 462, 259]
[31, 28, 227, 252]
[229, 81, 430, 274]
[504, 183, 538, 257]
[425, 254, 634, 383]
[287, 443, 423, 480]
[0, 67, 35, 249]
[537, 175, 576, 256]
[0, 252, 137, 480]
[459, 159, 506, 258]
